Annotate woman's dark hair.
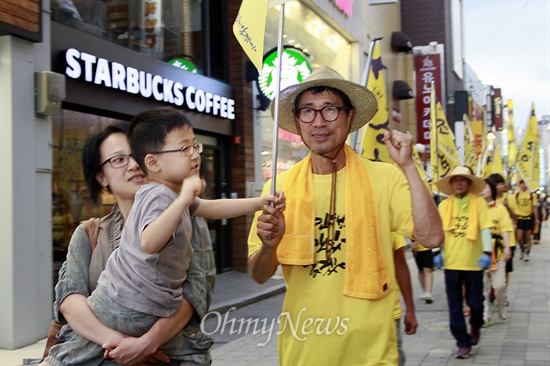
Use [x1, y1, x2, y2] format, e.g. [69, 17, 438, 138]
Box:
[484, 178, 498, 201]
[488, 173, 505, 184]
[82, 122, 129, 204]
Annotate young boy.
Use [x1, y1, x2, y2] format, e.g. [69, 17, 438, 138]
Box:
[42, 107, 285, 365]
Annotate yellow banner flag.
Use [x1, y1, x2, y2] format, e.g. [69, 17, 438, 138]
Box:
[492, 142, 504, 177]
[361, 40, 391, 162]
[412, 145, 432, 193]
[430, 83, 460, 183]
[507, 100, 517, 169]
[463, 115, 477, 173]
[233, 0, 269, 70]
[515, 103, 540, 191]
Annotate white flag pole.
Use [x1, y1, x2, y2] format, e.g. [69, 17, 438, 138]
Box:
[270, 3, 285, 196]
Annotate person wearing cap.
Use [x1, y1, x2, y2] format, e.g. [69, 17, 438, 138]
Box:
[435, 166, 493, 359]
[247, 65, 443, 365]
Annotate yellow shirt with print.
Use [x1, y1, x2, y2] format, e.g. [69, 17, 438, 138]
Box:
[392, 233, 406, 321]
[248, 159, 414, 366]
[496, 193, 517, 247]
[514, 191, 536, 217]
[438, 195, 492, 270]
[487, 203, 514, 261]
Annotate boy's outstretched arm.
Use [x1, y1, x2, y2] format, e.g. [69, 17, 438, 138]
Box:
[194, 191, 285, 220]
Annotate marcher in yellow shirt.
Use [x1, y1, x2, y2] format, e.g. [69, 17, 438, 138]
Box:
[248, 66, 444, 365]
[513, 180, 539, 261]
[436, 166, 492, 359]
[479, 179, 512, 327]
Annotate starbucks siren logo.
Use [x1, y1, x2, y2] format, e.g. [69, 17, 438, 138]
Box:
[258, 49, 312, 100]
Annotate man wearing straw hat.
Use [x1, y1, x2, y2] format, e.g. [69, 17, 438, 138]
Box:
[435, 166, 493, 359]
[247, 65, 443, 365]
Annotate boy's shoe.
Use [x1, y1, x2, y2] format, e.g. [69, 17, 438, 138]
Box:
[424, 293, 433, 304]
[471, 327, 481, 345]
[482, 316, 493, 328]
[456, 347, 472, 359]
[524, 253, 530, 262]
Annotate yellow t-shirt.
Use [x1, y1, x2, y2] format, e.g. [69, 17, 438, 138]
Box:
[248, 159, 414, 366]
[392, 233, 406, 320]
[438, 195, 492, 270]
[514, 191, 536, 217]
[496, 193, 516, 247]
[487, 203, 513, 261]
[415, 241, 431, 252]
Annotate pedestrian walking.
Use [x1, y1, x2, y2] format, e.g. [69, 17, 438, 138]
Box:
[435, 166, 493, 359]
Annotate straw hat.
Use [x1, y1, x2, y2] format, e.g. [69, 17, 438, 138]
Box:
[436, 166, 486, 195]
[276, 65, 377, 135]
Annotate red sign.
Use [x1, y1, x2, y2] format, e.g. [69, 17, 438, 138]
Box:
[492, 88, 503, 130]
[414, 54, 442, 145]
[333, 0, 353, 17]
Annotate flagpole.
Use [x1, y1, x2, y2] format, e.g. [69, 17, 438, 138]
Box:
[270, 3, 285, 196]
[352, 38, 381, 153]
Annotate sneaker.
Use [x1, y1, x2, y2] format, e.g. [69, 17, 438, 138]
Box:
[519, 251, 524, 260]
[424, 293, 433, 304]
[524, 254, 530, 262]
[420, 292, 428, 300]
[482, 316, 493, 328]
[498, 305, 508, 320]
[471, 327, 480, 345]
[456, 347, 472, 359]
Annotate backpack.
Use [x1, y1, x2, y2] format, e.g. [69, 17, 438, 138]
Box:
[42, 218, 100, 358]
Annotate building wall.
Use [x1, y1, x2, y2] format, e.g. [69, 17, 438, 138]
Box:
[0, 3, 53, 348]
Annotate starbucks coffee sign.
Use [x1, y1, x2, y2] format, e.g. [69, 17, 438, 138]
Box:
[258, 49, 312, 100]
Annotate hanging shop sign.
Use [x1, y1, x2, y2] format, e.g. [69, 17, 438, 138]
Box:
[258, 48, 312, 100]
[414, 53, 442, 145]
[63, 47, 234, 120]
[492, 88, 503, 130]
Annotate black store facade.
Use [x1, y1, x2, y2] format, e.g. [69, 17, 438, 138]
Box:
[50, 21, 236, 275]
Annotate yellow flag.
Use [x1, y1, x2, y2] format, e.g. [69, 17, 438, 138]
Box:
[430, 83, 460, 184]
[492, 141, 504, 177]
[361, 40, 391, 162]
[463, 115, 477, 173]
[233, 0, 269, 70]
[481, 145, 493, 178]
[507, 100, 517, 169]
[412, 145, 432, 193]
[515, 103, 540, 191]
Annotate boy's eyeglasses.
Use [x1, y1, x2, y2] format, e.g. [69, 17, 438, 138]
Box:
[99, 154, 133, 169]
[295, 106, 350, 123]
[150, 142, 204, 157]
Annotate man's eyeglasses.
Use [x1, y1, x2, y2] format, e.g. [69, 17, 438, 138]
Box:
[150, 142, 204, 157]
[295, 106, 350, 123]
[100, 154, 133, 169]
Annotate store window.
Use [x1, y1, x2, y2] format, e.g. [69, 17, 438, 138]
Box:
[51, 0, 204, 72]
[259, 1, 352, 182]
[51, 110, 219, 273]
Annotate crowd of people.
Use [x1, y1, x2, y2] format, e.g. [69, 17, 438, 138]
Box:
[36, 65, 548, 365]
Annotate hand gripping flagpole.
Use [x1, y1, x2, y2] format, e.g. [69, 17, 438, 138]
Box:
[270, 3, 285, 196]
